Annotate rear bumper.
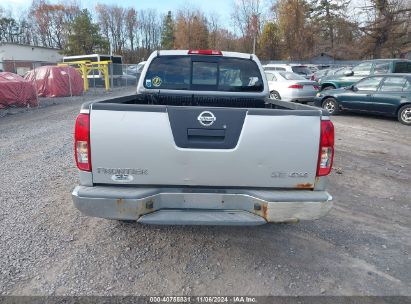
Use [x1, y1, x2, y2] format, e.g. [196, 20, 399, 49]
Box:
[72, 186, 333, 225]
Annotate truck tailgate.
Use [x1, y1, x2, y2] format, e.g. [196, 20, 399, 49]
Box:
[89, 104, 321, 188]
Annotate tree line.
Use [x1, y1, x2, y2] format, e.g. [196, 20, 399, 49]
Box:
[0, 0, 410, 63]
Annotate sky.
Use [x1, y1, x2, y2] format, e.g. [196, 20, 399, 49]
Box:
[2, 0, 370, 29]
[3, 0, 235, 28]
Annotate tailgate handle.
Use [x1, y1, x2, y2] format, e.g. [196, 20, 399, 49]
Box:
[187, 128, 225, 142]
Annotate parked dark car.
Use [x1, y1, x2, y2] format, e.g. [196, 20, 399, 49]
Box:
[311, 67, 349, 82]
[311, 69, 329, 82]
[319, 59, 411, 91]
[314, 74, 411, 125]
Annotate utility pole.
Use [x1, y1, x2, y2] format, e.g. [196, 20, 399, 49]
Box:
[251, 13, 260, 55]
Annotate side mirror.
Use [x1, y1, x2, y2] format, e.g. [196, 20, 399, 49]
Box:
[344, 70, 354, 76]
[351, 85, 358, 92]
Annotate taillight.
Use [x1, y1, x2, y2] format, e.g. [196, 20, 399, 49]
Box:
[288, 84, 304, 89]
[317, 120, 334, 176]
[188, 50, 222, 55]
[74, 113, 91, 171]
[313, 85, 320, 90]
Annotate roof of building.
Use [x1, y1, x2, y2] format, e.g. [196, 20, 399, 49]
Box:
[0, 42, 61, 51]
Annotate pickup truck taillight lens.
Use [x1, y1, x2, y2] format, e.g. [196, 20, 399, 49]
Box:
[74, 113, 91, 171]
[317, 120, 334, 176]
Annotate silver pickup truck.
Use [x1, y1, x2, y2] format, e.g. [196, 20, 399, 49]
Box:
[72, 50, 334, 225]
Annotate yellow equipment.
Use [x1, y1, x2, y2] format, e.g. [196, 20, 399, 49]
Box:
[58, 60, 112, 92]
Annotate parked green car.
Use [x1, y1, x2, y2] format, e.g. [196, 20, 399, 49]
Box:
[314, 74, 411, 125]
[319, 59, 411, 91]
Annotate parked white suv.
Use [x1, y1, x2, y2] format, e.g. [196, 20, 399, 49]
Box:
[263, 64, 313, 79]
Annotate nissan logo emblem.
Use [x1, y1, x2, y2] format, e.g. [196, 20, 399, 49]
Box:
[197, 111, 216, 127]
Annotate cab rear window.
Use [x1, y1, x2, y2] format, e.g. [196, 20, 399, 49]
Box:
[144, 56, 263, 92]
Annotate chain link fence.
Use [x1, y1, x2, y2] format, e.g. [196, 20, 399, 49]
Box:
[89, 63, 141, 91]
[0, 60, 139, 110]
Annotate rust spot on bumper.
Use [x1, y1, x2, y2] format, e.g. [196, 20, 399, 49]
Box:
[116, 198, 125, 214]
[262, 204, 267, 219]
[296, 183, 314, 189]
[260, 203, 268, 220]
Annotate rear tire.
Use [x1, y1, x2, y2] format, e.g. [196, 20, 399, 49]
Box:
[322, 85, 336, 91]
[398, 104, 411, 125]
[322, 98, 340, 115]
[270, 91, 281, 100]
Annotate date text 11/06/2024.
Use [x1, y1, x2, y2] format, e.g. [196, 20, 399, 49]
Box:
[149, 296, 257, 303]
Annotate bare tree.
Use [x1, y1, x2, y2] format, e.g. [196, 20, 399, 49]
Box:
[138, 9, 162, 57]
[360, 0, 411, 58]
[17, 10, 36, 45]
[95, 4, 127, 54]
[29, 0, 80, 48]
[95, 4, 110, 43]
[231, 0, 264, 53]
[208, 13, 220, 49]
[215, 29, 240, 51]
[174, 8, 209, 50]
[277, 0, 313, 59]
[125, 8, 138, 51]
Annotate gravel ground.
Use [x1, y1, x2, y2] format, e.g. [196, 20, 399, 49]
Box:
[0, 87, 135, 118]
[0, 93, 410, 296]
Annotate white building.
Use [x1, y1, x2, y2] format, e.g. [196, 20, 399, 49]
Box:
[0, 43, 63, 75]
